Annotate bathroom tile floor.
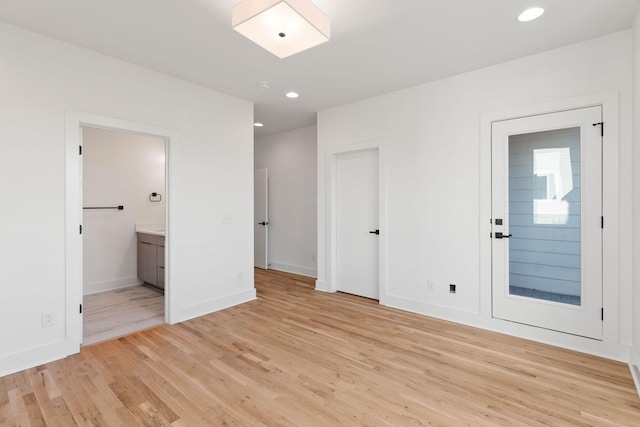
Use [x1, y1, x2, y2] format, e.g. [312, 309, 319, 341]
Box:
[83, 285, 164, 346]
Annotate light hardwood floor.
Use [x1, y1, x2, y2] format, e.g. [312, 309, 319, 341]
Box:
[2, 269, 639, 426]
[83, 285, 165, 346]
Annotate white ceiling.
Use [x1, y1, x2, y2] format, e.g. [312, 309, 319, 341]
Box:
[0, 0, 638, 137]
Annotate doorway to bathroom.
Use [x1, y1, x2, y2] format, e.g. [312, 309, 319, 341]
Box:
[81, 125, 167, 345]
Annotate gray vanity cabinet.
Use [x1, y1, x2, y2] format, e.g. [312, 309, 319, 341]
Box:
[157, 244, 165, 290]
[137, 233, 165, 290]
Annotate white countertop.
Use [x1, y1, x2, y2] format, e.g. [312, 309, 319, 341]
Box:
[135, 223, 165, 236]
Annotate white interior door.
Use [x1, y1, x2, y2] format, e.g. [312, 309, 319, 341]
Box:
[491, 106, 603, 339]
[336, 149, 379, 300]
[254, 168, 268, 269]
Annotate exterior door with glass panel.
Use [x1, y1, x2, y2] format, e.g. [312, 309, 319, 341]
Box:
[491, 106, 602, 340]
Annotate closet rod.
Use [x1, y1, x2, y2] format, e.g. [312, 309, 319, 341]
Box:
[83, 205, 124, 210]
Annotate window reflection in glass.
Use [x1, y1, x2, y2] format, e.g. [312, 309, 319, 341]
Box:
[533, 147, 572, 225]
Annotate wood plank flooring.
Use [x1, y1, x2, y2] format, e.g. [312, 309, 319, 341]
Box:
[2, 268, 639, 426]
[83, 285, 164, 346]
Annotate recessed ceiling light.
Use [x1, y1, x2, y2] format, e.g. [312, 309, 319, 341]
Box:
[285, 91, 300, 99]
[254, 122, 264, 127]
[518, 7, 544, 22]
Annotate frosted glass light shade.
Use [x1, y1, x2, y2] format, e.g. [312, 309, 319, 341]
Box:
[232, 0, 330, 59]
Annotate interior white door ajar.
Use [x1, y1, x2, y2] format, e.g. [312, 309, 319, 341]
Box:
[254, 168, 268, 270]
[335, 148, 380, 300]
[491, 106, 603, 340]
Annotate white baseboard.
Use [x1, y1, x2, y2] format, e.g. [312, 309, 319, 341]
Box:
[1, 288, 256, 376]
[383, 293, 629, 362]
[629, 349, 640, 398]
[0, 339, 73, 377]
[172, 288, 256, 324]
[84, 276, 142, 295]
[315, 279, 332, 292]
[268, 261, 317, 278]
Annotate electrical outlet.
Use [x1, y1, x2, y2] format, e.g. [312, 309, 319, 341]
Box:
[449, 284, 456, 294]
[427, 280, 435, 292]
[41, 311, 56, 327]
[222, 213, 233, 224]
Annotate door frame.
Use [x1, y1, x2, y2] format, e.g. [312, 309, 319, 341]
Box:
[479, 91, 623, 354]
[324, 140, 386, 302]
[65, 110, 176, 354]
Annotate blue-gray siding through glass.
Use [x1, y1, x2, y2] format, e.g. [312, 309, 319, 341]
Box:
[508, 127, 581, 305]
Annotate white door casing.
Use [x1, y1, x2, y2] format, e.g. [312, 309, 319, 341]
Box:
[254, 168, 268, 269]
[79, 126, 84, 343]
[66, 111, 174, 355]
[335, 149, 380, 300]
[491, 106, 603, 340]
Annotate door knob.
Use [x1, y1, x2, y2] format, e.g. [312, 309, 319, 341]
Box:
[369, 230, 380, 235]
[495, 232, 512, 239]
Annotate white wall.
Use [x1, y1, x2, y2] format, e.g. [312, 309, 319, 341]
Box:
[255, 126, 317, 277]
[83, 127, 166, 294]
[318, 31, 633, 360]
[0, 22, 255, 376]
[632, 9, 640, 368]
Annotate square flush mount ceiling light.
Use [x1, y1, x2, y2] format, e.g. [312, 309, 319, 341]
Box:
[232, 0, 331, 59]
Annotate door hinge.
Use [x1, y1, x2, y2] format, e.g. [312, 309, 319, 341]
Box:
[601, 307, 604, 321]
[601, 216, 604, 229]
[79, 145, 82, 155]
[80, 304, 83, 314]
[593, 122, 604, 137]
[79, 224, 83, 234]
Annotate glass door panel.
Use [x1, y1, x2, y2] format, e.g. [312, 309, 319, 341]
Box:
[508, 128, 581, 306]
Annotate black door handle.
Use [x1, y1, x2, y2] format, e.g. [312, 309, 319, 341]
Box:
[259, 222, 269, 226]
[495, 232, 512, 239]
[369, 230, 380, 235]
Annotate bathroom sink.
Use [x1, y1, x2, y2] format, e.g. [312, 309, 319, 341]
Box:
[135, 223, 166, 236]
